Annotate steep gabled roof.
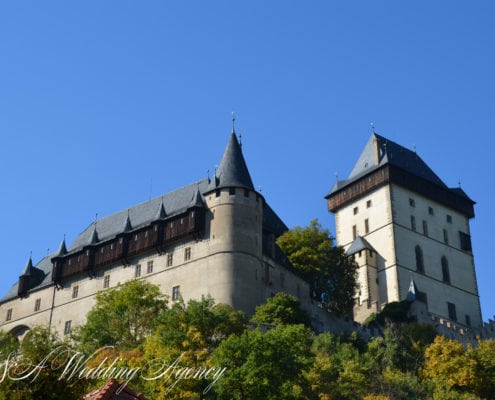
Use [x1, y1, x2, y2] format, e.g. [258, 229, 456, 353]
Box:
[345, 236, 378, 256]
[208, 132, 254, 191]
[327, 133, 447, 196]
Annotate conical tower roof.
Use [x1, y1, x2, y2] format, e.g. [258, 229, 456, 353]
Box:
[21, 256, 34, 276]
[210, 132, 254, 191]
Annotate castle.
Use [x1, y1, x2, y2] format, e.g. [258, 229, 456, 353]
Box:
[0, 128, 492, 341]
[326, 133, 485, 338]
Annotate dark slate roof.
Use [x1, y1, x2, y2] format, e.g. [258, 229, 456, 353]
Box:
[69, 179, 209, 252]
[327, 133, 447, 196]
[345, 236, 378, 256]
[1, 255, 53, 303]
[208, 132, 254, 191]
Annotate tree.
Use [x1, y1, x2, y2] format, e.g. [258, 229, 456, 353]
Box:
[250, 292, 311, 327]
[77, 279, 167, 352]
[277, 219, 359, 315]
[0, 327, 88, 400]
[212, 324, 314, 400]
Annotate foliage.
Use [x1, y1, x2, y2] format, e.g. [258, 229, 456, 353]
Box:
[250, 292, 311, 327]
[0, 327, 88, 400]
[211, 324, 314, 400]
[76, 279, 167, 352]
[277, 219, 359, 315]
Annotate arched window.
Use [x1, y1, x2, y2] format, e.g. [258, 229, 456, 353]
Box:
[415, 245, 424, 274]
[441, 256, 450, 284]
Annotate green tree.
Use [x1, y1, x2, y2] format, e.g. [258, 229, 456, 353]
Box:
[212, 324, 314, 400]
[277, 219, 358, 315]
[250, 292, 311, 327]
[77, 279, 167, 352]
[142, 296, 246, 399]
[0, 327, 88, 400]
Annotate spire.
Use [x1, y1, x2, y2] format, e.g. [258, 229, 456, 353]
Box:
[55, 238, 67, 257]
[406, 279, 417, 302]
[211, 132, 254, 191]
[190, 186, 204, 208]
[21, 256, 34, 276]
[155, 198, 166, 220]
[123, 211, 133, 232]
[88, 224, 99, 245]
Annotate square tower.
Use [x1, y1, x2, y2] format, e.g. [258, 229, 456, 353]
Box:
[326, 134, 482, 328]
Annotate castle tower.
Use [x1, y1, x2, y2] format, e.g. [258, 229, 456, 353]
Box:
[326, 133, 482, 328]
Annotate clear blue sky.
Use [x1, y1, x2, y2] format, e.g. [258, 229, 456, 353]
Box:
[1, 2, 494, 322]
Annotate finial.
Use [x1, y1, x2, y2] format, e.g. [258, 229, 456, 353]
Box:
[370, 122, 375, 134]
[95, 213, 98, 224]
[458, 178, 462, 188]
[335, 172, 339, 181]
[231, 111, 236, 133]
[238, 129, 242, 148]
[30, 250, 32, 259]
[413, 144, 417, 154]
[47, 248, 50, 256]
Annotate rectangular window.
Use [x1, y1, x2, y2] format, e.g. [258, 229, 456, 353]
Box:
[64, 320, 72, 335]
[103, 275, 110, 289]
[410, 215, 416, 231]
[167, 253, 173, 267]
[72, 285, 79, 299]
[215, 190, 221, 197]
[353, 207, 358, 215]
[172, 286, 180, 301]
[459, 231, 472, 251]
[409, 198, 415, 207]
[184, 247, 191, 261]
[6, 308, 12, 321]
[34, 298, 41, 312]
[135, 264, 141, 278]
[229, 187, 236, 196]
[352, 225, 357, 240]
[465, 315, 471, 327]
[366, 200, 372, 208]
[448, 302, 457, 321]
[364, 219, 369, 234]
[446, 214, 452, 223]
[443, 229, 449, 245]
[428, 206, 434, 215]
[147, 260, 153, 274]
[422, 220, 428, 236]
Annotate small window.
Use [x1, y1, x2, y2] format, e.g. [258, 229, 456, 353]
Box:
[184, 247, 191, 261]
[447, 302, 457, 321]
[409, 198, 415, 207]
[465, 315, 471, 327]
[459, 231, 472, 251]
[415, 245, 424, 274]
[441, 256, 450, 284]
[353, 207, 358, 215]
[134, 234, 138, 241]
[103, 275, 110, 289]
[229, 187, 236, 196]
[364, 219, 369, 234]
[446, 214, 452, 223]
[422, 220, 428, 236]
[135, 264, 141, 278]
[172, 286, 180, 301]
[6, 308, 12, 321]
[34, 298, 41, 312]
[410, 215, 416, 231]
[64, 320, 72, 335]
[72, 285, 79, 299]
[443, 229, 449, 245]
[428, 207, 434, 216]
[352, 225, 357, 240]
[215, 190, 221, 198]
[147, 260, 153, 274]
[366, 200, 372, 208]
[167, 253, 173, 267]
